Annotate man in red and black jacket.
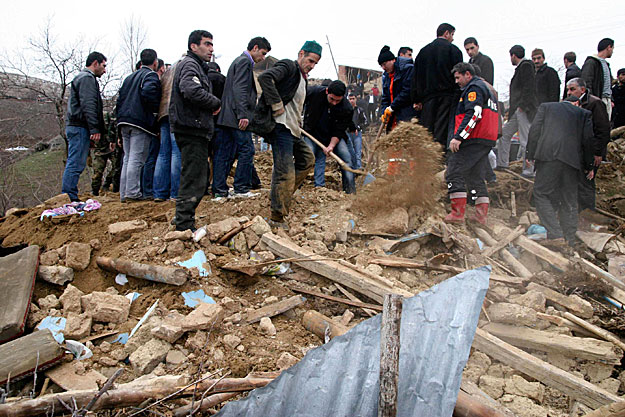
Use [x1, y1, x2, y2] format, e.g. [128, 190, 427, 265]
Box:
[445, 62, 498, 224]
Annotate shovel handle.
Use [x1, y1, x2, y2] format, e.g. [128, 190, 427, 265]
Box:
[301, 129, 371, 176]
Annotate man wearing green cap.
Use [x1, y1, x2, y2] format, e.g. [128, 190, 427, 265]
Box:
[256, 41, 322, 228]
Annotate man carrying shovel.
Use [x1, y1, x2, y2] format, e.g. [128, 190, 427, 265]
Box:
[302, 80, 356, 194]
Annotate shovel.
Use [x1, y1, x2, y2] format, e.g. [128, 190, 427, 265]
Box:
[301, 129, 376, 185]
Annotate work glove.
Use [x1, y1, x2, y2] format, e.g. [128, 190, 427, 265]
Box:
[380, 107, 393, 123]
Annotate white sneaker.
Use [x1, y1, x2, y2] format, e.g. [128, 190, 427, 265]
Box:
[232, 191, 260, 199]
[211, 196, 226, 202]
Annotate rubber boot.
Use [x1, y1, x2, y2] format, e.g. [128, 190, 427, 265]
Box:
[445, 197, 466, 223]
[471, 202, 489, 225]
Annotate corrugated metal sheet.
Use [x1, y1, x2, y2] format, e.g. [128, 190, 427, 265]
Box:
[217, 266, 490, 417]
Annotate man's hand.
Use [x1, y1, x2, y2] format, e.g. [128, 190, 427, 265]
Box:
[449, 138, 462, 153]
[90, 133, 101, 142]
[273, 107, 285, 117]
[324, 137, 339, 156]
[594, 155, 602, 167]
[587, 170, 595, 180]
[238, 118, 249, 130]
[381, 107, 393, 123]
[109, 142, 115, 152]
[413, 103, 423, 111]
[212, 107, 221, 116]
[117, 138, 122, 148]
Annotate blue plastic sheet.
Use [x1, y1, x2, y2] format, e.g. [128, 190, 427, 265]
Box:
[37, 316, 66, 344]
[182, 289, 215, 308]
[177, 250, 211, 277]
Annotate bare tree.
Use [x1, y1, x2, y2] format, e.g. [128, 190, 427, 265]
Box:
[120, 15, 148, 74]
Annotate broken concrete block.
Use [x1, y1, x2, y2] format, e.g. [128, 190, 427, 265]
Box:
[108, 219, 148, 240]
[164, 230, 193, 241]
[223, 334, 241, 349]
[487, 302, 540, 328]
[63, 312, 92, 340]
[38, 265, 74, 285]
[0, 245, 39, 342]
[511, 290, 546, 313]
[206, 217, 240, 241]
[167, 240, 185, 257]
[478, 375, 505, 400]
[250, 216, 272, 237]
[370, 207, 409, 234]
[463, 351, 491, 384]
[65, 242, 92, 271]
[129, 338, 172, 375]
[233, 232, 248, 253]
[182, 303, 224, 331]
[264, 296, 279, 305]
[59, 284, 85, 314]
[259, 317, 276, 336]
[90, 291, 130, 323]
[125, 316, 163, 355]
[166, 349, 187, 366]
[151, 322, 184, 344]
[276, 352, 299, 370]
[39, 250, 60, 266]
[504, 375, 544, 403]
[38, 294, 60, 311]
[499, 394, 547, 417]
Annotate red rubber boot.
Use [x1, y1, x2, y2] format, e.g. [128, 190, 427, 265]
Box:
[471, 202, 489, 225]
[445, 197, 466, 223]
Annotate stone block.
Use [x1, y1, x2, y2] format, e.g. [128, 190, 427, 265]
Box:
[182, 303, 224, 331]
[504, 375, 544, 403]
[59, 284, 84, 314]
[500, 394, 547, 417]
[259, 317, 276, 336]
[276, 352, 299, 370]
[478, 375, 505, 399]
[129, 338, 172, 375]
[166, 349, 187, 366]
[223, 334, 241, 349]
[151, 322, 184, 344]
[487, 302, 540, 328]
[38, 294, 60, 311]
[167, 240, 185, 257]
[250, 216, 272, 237]
[164, 230, 193, 241]
[90, 291, 130, 323]
[39, 265, 74, 286]
[39, 251, 60, 266]
[108, 220, 148, 240]
[63, 312, 92, 340]
[206, 218, 240, 241]
[512, 290, 546, 313]
[65, 242, 92, 271]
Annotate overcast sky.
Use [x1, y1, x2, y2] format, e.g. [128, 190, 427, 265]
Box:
[1, 0, 624, 100]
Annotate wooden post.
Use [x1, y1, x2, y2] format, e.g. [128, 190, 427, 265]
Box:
[378, 294, 402, 417]
[95, 256, 189, 286]
[510, 192, 517, 217]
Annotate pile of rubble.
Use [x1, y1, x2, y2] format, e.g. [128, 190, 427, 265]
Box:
[2, 128, 625, 416]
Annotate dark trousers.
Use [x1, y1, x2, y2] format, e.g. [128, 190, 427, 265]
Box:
[212, 127, 259, 195]
[445, 143, 491, 201]
[420, 95, 455, 146]
[141, 136, 160, 198]
[534, 160, 579, 241]
[174, 133, 210, 231]
[269, 124, 315, 221]
[578, 165, 599, 212]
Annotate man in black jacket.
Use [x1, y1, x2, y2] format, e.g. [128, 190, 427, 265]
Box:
[464, 37, 494, 85]
[116, 48, 161, 202]
[213, 37, 271, 199]
[303, 81, 356, 194]
[582, 38, 615, 118]
[257, 41, 321, 227]
[563, 52, 582, 100]
[566, 77, 611, 211]
[496, 45, 537, 177]
[378, 46, 416, 131]
[526, 97, 594, 244]
[532, 48, 560, 105]
[62, 51, 107, 202]
[411, 23, 463, 146]
[613, 68, 625, 128]
[348, 93, 368, 170]
[169, 30, 221, 232]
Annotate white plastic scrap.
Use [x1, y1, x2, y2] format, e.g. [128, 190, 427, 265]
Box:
[115, 273, 128, 285]
[65, 340, 93, 360]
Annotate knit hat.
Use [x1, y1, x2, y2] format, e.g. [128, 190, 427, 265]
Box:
[301, 40, 322, 57]
[378, 45, 395, 65]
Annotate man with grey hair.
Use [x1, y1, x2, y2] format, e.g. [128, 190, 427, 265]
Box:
[566, 77, 610, 211]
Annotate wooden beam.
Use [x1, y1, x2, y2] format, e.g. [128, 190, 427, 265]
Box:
[472, 328, 621, 409]
[482, 225, 526, 258]
[302, 310, 349, 341]
[378, 294, 402, 417]
[335, 283, 377, 317]
[581, 400, 625, 417]
[289, 286, 383, 312]
[527, 282, 594, 319]
[503, 168, 534, 185]
[261, 233, 411, 303]
[459, 381, 516, 417]
[561, 311, 625, 352]
[482, 323, 623, 364]
[472, 226, 532, 278]
[242, 295, 305, 325]
[535, 312, 595, 338]
[454, 390, 513, 417]
[0, 329, 64, 385]
[579, 258, 625, 293]
[96, 256, 189, 286]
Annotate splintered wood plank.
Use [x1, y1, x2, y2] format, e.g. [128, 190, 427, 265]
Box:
[243, 295, 305, 325]
[45, 361, 107, 391]
[0, 329, 64, 385]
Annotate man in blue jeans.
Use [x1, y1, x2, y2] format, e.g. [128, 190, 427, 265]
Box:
[347, 93, 368, 169]
[303, 80, 356, 194]
[62, 51, 107, 202]
[214, 37, 271, 199]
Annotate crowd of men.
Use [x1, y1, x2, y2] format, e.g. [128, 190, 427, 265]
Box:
[61, 25, 625, 244]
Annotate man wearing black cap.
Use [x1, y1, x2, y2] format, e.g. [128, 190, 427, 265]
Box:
[378, 45, 417, 131]
[256, 41, 322, 228]
[303, 80, 356, 194]
[582, 38, 615, 118]
[411, 23, 463, 146]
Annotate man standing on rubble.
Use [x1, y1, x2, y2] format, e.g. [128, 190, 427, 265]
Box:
[582, 38, 615, 118]
[532, 48, 560, 105]
[464, 37, 494, 85]
[116, 48, 162, 202]
[256, 41, 321, 228]
[303, 80, 356, 194]
[62, 51, 107, 202]
[526, 97, 594, 245]
[613, 68, 625, 128]
[213, 37, 271, 200]
[412, 23, 463, 146]
[563, 52, 582, 100]
[378, 46, 416, 131]
[496, 45, 537, 177]
[566, 77, 611, 212]
[169, 30, 221, 232]
[445, 63, 498, 224]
